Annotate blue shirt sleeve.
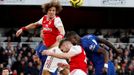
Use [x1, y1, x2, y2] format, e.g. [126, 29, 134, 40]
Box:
[81, 34, 100, 53]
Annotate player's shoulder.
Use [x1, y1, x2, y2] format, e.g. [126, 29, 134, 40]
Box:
[70, 45, 82, 54]
[73, 45, 81, 49]
[55, 16, 61, 20]
[81, 34, 95, 40]
[43, 15, 47, 17]
[41, 15, 47, 20]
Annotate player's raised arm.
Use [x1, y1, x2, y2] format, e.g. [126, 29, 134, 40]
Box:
[97, 37, 122, 54]
[16, 22, 40, 37]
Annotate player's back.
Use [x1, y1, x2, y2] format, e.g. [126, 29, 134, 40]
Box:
[80, 34, 116, 75]
[70, 46, 88, 73]
[80, 34, 104, 68]
[81, 34, 103, 64]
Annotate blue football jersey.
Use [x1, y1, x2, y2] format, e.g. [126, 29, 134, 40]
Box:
[81, 34, 116, 75]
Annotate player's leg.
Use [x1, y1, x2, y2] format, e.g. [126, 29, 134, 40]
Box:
[35, 41, 48, 75]
[42, 70, 51, 75]
[42, 46, 69, 75]
[70, 69, 87, 75]
[42, 69, 59, 75]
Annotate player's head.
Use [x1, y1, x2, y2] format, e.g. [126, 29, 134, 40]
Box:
[59, 39, 73, 53]
[66, 31, 81, 45]
[42, 0, 62, 18]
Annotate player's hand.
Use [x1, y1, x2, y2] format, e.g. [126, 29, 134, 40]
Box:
[56, 34, 64, 42]
[16, 29, 23, 37]
[58, 63, 69, 69]
[57, 63, 68, 67]
[102, 67, 108, 75]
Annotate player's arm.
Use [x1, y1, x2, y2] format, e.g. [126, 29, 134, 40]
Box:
[16, 22, 40, 37]
[42, 46, 81, 59]
[97, 47, 109, 67]
[94, 46, 109, 73]
[97, 37, 122, 54]
[87, 39, 109, 69]
[42, 50, 74, 59]
[55, 17, 65, 41]
[16, 17, 43, 37]
[98, 47, 109, 74]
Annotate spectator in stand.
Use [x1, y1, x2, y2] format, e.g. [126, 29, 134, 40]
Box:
[94, 29, 102, 36]
[129, 44, 134, 58]
[122, 49, 130, 63]
[128, 57, 134, 75]
[25, 62, 39, 75]
[120, 32, 130, 43]
[12, 69, 17, 75]
[25, 35, 33, 42]
[0, 43, 5, 64]
[4, 36, 12, 42]
[2, 68, 10, 75]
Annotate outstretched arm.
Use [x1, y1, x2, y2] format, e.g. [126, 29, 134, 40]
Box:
[42, 46, 81, 59]
[97, 38, 122, 54]
[42, 50, 76, 59]
[16, 22, 40, 37]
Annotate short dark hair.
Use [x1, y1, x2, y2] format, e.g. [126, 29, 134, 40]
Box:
[66, 31, 78, 38]
[59, 39, 69, 48]
[42, 1, 62, 14]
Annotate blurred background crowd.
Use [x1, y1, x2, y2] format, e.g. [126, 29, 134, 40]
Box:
[0, 28, 134, 75]
[1, 0, 134, 75]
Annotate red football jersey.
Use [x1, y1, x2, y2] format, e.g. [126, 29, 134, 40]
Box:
[42, 15, 60, 47]
[70, 46, 88, 73]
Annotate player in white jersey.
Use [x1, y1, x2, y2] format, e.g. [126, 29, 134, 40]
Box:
[42, 39, 88, 75]
[43, 46, 68, 74]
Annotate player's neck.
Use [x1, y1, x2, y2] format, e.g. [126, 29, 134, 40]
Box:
[47, 15, 55, 20]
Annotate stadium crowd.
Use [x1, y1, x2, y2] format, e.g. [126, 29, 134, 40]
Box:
[0, 28, 134, 75]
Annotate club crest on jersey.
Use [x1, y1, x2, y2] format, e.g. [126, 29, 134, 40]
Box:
[89, 44, 96, 51]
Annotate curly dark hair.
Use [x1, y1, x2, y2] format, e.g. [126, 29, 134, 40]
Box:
[42, 1, 63, 14]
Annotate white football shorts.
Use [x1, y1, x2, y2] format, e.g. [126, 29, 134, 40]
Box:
[43, 46, 68, 73]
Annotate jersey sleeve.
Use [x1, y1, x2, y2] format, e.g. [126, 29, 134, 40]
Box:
[88, 39, 99, 52]
[81, 37, 100, 53]
[68, 45, 82, 55]
[36, 17, 43, 25]
[54, 17, 63, 28]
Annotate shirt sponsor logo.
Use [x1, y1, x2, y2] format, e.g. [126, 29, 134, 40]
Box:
[43, 28, 52, 32]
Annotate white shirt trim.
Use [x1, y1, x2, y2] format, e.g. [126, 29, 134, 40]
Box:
[36, 16, 63, 28]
